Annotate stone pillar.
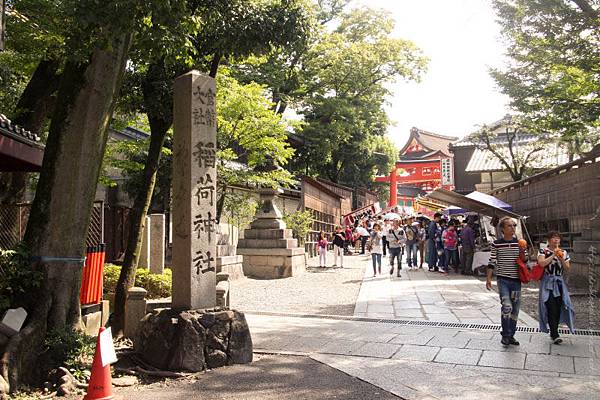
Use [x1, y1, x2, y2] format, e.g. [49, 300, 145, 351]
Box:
[124, 287, 147, 338]
[149, 213, 165, 274]
[138, 216, 151, 269]
[172, 71, 217, 310]
[389, 166, 398, 207]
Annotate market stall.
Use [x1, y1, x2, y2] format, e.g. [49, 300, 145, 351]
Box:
[422, 188, 531, 274]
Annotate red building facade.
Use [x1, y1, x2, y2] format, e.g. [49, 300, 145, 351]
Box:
[376, 128, 458, 207]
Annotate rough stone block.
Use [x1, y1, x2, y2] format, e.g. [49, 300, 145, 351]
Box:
[0, 307, 27, 337]
[82, 311, 102, 336]
[135, 308, 252, 372]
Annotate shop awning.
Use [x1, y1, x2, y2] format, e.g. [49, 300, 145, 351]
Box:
[424, 188, 523, 219]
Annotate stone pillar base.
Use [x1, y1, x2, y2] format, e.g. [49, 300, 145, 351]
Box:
[134, 308, 252, 372]
[237, 248, 305, 279]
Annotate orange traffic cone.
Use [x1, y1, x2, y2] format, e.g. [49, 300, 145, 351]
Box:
[84, 327, 114, 400]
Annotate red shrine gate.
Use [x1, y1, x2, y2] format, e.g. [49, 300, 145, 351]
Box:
[376, 127, 457, 207]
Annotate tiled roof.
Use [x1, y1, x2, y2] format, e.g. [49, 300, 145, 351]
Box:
[400, 127, 458, 157]
[465, 145, 572, 172]
[0, 114, 43, 148]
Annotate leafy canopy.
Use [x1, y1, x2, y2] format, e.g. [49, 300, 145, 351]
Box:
[491, 0, 600, 155]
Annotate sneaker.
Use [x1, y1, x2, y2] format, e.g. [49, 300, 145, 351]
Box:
[508, 337, 520, 346]
[389, 266, 394, 275]
[501, 337, 510, 346]
[553, 338, 563, 345]
[397, 272, 401, 278]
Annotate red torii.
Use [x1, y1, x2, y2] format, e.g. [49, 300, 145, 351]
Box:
[374, 166, 398, 207]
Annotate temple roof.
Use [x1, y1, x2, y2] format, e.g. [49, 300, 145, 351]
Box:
[0, 114, 45, 171]
[399, 127, 458, 158]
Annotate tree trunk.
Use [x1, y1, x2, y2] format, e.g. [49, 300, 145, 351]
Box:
[111, 61, 173, 336]
[1, 34, 132, 389]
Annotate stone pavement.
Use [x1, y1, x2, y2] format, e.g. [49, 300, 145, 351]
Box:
[243, 256, 600, 399]
[353, 254, 538, 327]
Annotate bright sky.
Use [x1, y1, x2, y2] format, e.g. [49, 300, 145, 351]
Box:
[354, 0, 511, 147]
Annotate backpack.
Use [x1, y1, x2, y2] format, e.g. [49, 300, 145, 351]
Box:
[406, 226, 415, 241]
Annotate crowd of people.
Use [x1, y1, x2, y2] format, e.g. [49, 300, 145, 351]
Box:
[316, 212, 575, 346]
[317, 211, 477, 277]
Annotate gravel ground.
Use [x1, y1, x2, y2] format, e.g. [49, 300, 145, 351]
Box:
[230, 252, 370, 316]
[476, 276, 600, 330]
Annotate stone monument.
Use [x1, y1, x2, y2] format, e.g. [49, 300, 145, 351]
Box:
[134, 71, 252, 372]
[171, 71, 218, 310]
[149, 213, 165, 274]
[237, 188, 306, 278]
[138, 216, 150, 269]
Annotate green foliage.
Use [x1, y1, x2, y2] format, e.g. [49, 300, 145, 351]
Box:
[282, 210, 313, 245]
[0, 245, 42, 314]
[491, 0, 600, 156]
[217, 69, 296, 191]
[103, 264, 171, 299]
[43, 327, 96, 381]
[236, 6, 424, 188]
[222, 192, 258, 229]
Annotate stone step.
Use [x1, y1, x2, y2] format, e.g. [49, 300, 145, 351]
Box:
[573, 240, 600, 254]
[581, 228, 600, 241]
[237, 238, 298, 249]
[243, 229, 293, 240]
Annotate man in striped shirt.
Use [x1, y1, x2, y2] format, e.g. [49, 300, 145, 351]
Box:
[486, 217, 527, 346]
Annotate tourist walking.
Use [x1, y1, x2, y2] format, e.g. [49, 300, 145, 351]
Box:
[317, 231, 328, 268]
[427, 213, 442, 271]
[382, 220, 389, 258]
[344, 225, 353, 255]
[387, 219, 406, 277]
[436, 219, 447, 272]
[405, 216, 419, 269]
[417, 219, 427, 269]
[356, 224, 370, 254]
[442, 221, 459, 273]
[486, 217, 526, 346]
[332, 226, 345, 268]
[460, 219, 476, 275]
[369, 223, 384, 276]
[537, 231, 575, 344]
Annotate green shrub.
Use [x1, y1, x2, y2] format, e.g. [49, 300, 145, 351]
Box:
[103, 264, 171, 299]
[282, 210, 313, 245]
[43, 327, 96, 381]
[0, 244, 42, 315]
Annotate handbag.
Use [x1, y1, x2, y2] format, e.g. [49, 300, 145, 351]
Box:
[529, 263, 544, 281]
[516, 258, 530, 284]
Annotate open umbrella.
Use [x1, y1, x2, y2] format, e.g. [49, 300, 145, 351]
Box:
[383, 212, 401, 220]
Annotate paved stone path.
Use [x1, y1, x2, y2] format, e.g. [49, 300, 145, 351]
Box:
[354, 256, 538, 327]
[244, 255, 599, 399]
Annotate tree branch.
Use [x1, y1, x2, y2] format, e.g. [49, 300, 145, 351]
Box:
[570, 0, 599, 20]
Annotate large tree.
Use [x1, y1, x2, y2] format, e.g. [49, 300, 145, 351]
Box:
[295, 8, 426, 187]
[0, 0, 190, 389]
[491, 0, 600, 157]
